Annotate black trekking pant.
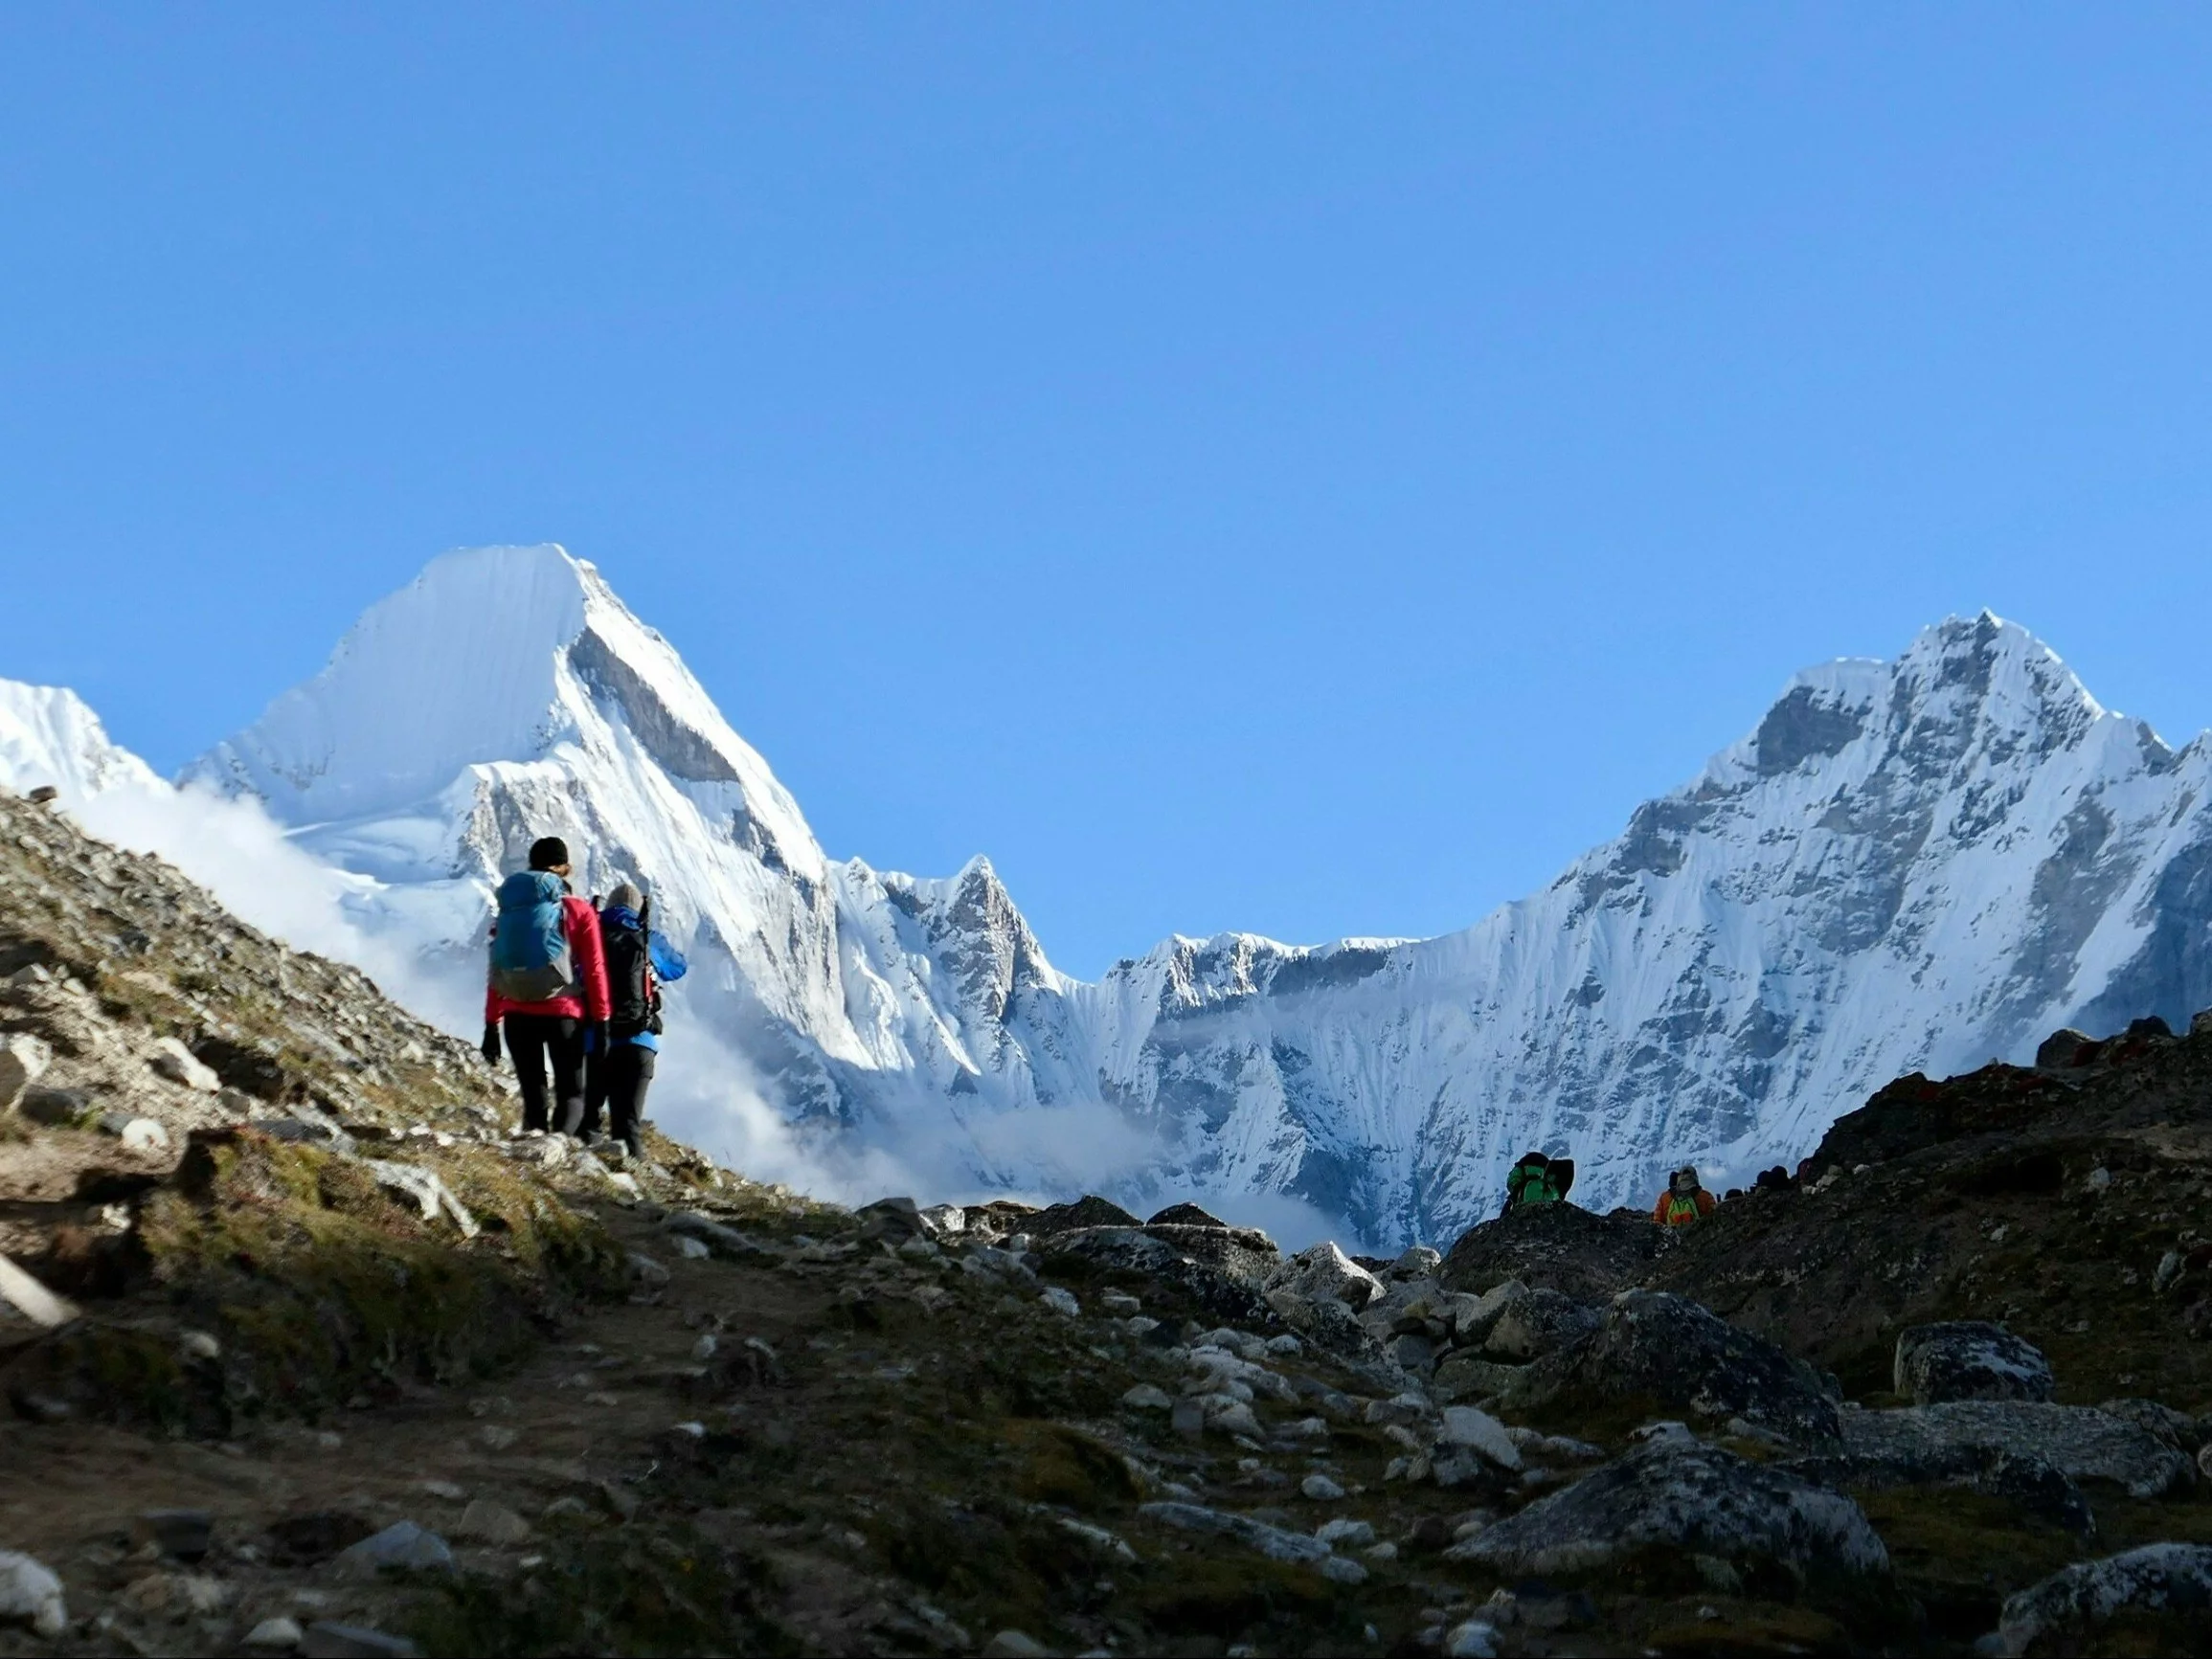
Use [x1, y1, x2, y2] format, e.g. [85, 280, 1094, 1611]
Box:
[505, 1013, 585, 1135]
[584, 1041, 656, 1142]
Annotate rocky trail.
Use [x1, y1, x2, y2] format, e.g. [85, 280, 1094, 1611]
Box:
[12, 791, 2212, 1654]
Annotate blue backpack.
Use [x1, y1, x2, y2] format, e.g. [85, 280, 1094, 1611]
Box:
[488, 871, 575, 1003]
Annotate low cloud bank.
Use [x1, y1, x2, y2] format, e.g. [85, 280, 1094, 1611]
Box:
[52, 779, 1372, 1254]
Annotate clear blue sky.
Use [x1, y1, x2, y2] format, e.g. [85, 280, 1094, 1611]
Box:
[5, 8, 2212, 975]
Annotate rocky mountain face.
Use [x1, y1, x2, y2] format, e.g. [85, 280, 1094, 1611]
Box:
[18, 549, 2212, 1249]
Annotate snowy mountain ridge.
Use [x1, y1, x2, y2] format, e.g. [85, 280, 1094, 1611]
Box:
[13, 546, 2212, 1245]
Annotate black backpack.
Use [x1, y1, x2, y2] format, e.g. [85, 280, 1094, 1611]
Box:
[600, 913, 662, 1038]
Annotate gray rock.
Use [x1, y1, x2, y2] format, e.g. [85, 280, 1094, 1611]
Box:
[664, 1210, 770, 1258]
[148, 1036, 220, 1091]
[1391, 1244, 1444, 1279]
[2097, 1397, 2203, 1453]
[1787, 1443, 2094, 1536]
[1438, 1405, 1523, 1471]
[1039, 1286, 1079, 1317]
[1840, 1401, 2195, 1499]
[1998, 1542, 2212, 1656]
[671, 1235, 711, 1260]
[1138, 1501, 1332, 1562]
[1041, 1227, 1274, 1326]
[301, 1624, 422, 1659]
[1301, 1473, 1347, 1501]
[17, 1086, 92, 1127]
[0, 1032, 52, 1113]
[1484, 1287, 1602, 1360]
[1518, 1290, 1841, 1445]
[1389, 1332, 1436, 1373]
[625, 1251, 671, 1287]
[1316, 1515, 1373, 1546]
[329, 1519, 453, 1578]
[856, 1196, 926, 1241]
[1265, 1242, 1385, 1311]
[1893, 1321, 2054, 1405]
[981, 1633, 1050, 1659]
[0, 1253, 79, 1329]
[2035, 1027, 2100, 1068]
[0, 1550, 65, 1638]
[1455, 1439, 1888, 1591]
[454, 1498, 530, 1546]
[1439, 1202, 1664, 1304]
[243, 1616, 305, 1650]
[365, 1160, 478, 1236]
[1121, 1383, 1173, 1411]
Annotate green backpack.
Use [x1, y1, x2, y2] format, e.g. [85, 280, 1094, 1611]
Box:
[1507, 1156, 1563, 1206]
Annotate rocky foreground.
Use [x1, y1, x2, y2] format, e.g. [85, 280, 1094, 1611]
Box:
[7, 789, 2212, 1655]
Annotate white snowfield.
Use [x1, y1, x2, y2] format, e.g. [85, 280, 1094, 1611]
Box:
[14, 546, 2212, 1245]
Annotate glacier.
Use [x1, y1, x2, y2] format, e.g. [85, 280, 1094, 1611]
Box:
[13, 545, 2212, 1246]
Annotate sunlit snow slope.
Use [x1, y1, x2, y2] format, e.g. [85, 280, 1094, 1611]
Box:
[180, 549, 2212, 1244]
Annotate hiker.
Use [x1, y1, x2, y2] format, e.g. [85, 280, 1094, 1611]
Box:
[1502, 1150, 1575, 1214]
[480, 836, 611, 1137]
[1654, 1165, 1717, 1226]
[581, 880, 688, 1160]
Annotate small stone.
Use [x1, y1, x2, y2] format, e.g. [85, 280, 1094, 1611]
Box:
[1316, 1516, 1375, 1547]
[1265, 1334, 1302, 1356]
[148, 1037, 220, 1091]
[670, 1235, 711, 1260]
[455, 1499, 530, 1546]
[1364, 1540, 1399, 1560]
[1171, 1397, 1207, 1438]
[1121, 1383, 1174, 1412]
[1319, 1555, 1369, 1584]
[1039, 1286, 1080, 1317]
[180, 1329, 221, 1360]
[418, 1480, 465, 1502]
[690, 1333, 718, 1360]
[122, 1569, 233, 1617]
[626, 1252, 671, 1286]
[0, 1550, 66, 1638]
[244, 1616, 305, 1650]
[981, 1632, 1051, 1658]
[1300, 1473, 1347, 1501]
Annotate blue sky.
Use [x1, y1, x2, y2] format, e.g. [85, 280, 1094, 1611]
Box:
[5, 7, 2212, 975]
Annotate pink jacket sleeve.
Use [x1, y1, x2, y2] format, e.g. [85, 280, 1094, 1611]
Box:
[565, 897, 612, 1022]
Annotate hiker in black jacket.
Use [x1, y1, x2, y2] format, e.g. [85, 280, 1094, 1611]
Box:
[581, 881, 682, 1160]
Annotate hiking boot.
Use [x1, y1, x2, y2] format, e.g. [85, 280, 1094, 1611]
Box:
[621, 1132, 646, 1162]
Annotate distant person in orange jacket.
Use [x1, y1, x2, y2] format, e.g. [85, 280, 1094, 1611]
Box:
[481, 836, 611, 1137]
[1655, 1165, 1717, 1226]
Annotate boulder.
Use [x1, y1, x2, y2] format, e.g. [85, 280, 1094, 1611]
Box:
[2034, 1028, 2101, 1069]
[1525, 1290, 1842, 1445]
[1997, 1542, 2212, 1657]
[1148, 1202, 1227, 1228]
[1391, 1244, 1444, 1279]
[1039, 1227, 1275, 1326]
[1484, 1287, 1602, 1360]
[1893, 1321, 2054, 1405]
[663, 1210, 770, 1259]
[1453, 1439, 1889, 1596]
[1840, 1401, 2195, 1499]
[856, 1196, 927, 1242]
[1027, 1195, 1143, 1236]
[1265, 1242, 1385, 1311]
[1786, 1443, 2093, 1536]
[1439, 1201, 1663, 1304]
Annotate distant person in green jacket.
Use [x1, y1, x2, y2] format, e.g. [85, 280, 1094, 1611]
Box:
[1502, 1150, 1574, 1214]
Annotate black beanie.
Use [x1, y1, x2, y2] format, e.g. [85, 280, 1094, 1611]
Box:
[528, 836, 571, 871]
